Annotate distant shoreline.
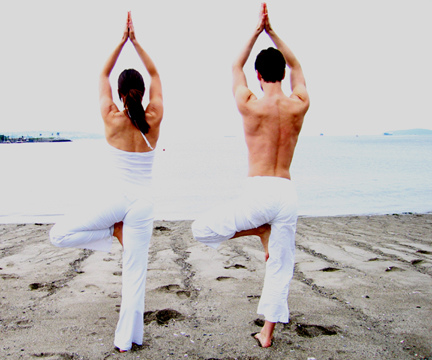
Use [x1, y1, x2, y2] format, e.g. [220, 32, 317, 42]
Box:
[0, 136, 71, 144]
[382, 128, 432, 136]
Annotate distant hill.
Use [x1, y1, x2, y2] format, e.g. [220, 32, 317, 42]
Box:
[384, 128, 432, 136]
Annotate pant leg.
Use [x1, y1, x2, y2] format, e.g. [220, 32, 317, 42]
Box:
[50, 193, 126, 252]
[257, 180, 298, 323]
[114, 196, 154, 351]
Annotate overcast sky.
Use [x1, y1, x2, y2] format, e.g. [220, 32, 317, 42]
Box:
[1, 0, 431, 138]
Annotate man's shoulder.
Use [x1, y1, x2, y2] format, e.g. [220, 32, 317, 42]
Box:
[235, 86, 258, 114]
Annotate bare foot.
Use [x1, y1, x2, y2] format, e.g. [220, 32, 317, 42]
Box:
[257, 224, 271, 261]
[231, 224, 271, 261]
[252, 332, 273, 348]
[113, 221, 124, 247]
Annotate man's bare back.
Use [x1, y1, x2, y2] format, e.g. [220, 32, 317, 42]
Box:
[233, 3, 309, 182]
[241, 87, 308, 179]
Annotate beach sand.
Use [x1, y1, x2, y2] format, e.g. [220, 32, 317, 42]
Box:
[1, 214, 431, 359]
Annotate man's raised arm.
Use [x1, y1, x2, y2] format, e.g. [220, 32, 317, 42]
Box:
[232, 3, 267, 98]
[263, 5, 308, 101]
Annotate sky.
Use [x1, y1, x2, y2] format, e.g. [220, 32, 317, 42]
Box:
[1, 0, 431, 138]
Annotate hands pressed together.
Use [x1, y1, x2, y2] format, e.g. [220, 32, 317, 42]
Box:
[256, 3, 273, 36]
[121, 11, 137, 44]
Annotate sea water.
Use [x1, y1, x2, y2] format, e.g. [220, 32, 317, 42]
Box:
[0, 135, 431, 223]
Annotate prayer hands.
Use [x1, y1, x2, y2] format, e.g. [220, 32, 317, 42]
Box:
[121, 12, 137, 44]
[263, 3, 273, 34]
[255, 3, 266, 35]
[256, 3, 273, 35]
[127, 12, 137, 43]
[121, 13, 129, 44]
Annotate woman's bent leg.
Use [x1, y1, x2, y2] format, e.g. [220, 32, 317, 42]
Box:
[50, 195, 126, 252]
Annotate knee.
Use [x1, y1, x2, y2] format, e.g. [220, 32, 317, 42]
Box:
[49, 226, 67, 247]
[191, 220, 208, 241]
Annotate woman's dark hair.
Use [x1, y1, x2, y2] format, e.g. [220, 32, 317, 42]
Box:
[254, 47, 286, 83]
[118, 69, 150, 134]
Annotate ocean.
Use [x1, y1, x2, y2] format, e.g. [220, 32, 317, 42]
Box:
[0, 134, 431, 223]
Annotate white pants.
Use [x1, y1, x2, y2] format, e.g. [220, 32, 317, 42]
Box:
[192, 176, 298, 323]
[50, 190, 154, 351]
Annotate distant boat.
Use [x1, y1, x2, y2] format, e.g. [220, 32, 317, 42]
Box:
[383, 132, 393, 136]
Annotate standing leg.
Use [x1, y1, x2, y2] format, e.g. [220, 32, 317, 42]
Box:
[253, 320, 275, 348]
[114, 197, 154, 352]
[231, 224, 274, 347]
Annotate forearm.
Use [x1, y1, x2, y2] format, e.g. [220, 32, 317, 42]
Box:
[233, 30, 261, 70]
[101, 40, 127, 78]
[131, 39, 159, 78]
[266, 29, 300, 70]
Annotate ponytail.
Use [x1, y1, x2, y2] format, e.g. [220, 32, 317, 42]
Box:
[118, 69, 150, 134]
[124, 89, 150, 134]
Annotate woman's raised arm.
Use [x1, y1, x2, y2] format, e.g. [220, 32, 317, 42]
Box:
[99, 15, 129, 121]
[128, 13, 163, 119]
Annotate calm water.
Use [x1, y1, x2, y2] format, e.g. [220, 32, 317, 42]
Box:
[0, 135, 431, 223]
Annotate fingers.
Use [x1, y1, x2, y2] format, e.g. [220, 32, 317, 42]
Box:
[128, 11, 135, 33]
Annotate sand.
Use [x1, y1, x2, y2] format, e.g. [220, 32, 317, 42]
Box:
[0, 214, 431, 360]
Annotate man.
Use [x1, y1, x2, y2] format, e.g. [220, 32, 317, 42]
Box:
[192, 3, 309, 348]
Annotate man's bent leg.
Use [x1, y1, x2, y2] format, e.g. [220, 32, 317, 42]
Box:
[232, 224, 271, 261]
[113, 221, 124, 247]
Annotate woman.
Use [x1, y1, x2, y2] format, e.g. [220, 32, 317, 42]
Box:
[50, 12, 163, 352]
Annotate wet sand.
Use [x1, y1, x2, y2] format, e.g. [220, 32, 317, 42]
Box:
[0, 214, 431, 359]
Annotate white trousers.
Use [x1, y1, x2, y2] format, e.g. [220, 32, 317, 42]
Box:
[192, 176, 298, 323]
[50, 190, 154, 351]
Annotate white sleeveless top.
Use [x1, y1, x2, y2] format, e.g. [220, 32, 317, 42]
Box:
[106, 143, 155, 189]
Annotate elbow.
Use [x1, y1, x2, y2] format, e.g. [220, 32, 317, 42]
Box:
[232, 62, 242, 73]
[99, 72, 110, 83]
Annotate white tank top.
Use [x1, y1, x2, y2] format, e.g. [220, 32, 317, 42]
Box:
[106, 143, 155, 188]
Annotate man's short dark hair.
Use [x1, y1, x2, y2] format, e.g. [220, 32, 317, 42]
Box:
[254, 47, 286, 83]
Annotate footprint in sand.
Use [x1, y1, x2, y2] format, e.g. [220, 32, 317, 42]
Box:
[2, 273, 19, 280]
[32, 352, 80, 358]
[16, 319, 33, 329]
[29, 282, 44, 290]
[416, 250, 432, 255]
[155, 284, 191, 298]
[247, 295, 261, 303]
[385, 266, 404, 272]
[85, 284, 100, 290]
[216, 276, 235, 281]
[252, 318, 265, 327]
[320, 267, 340, 272]
[411, 259, 424, 265]
[224, 264, 247, 270]
[154, 226, 171, 234]
[295, 323, 339, 338]
[144, 308, 185, 325]
[176, 290, 191, 299]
